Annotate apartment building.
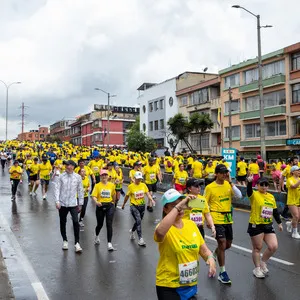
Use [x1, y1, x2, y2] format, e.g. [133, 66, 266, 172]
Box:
[176, 76, 221, 155]
[219, 42, 300, 160]
[138, 72, 217, 150]
[17, 127, 49, 142]
[50, 119, 75, 142]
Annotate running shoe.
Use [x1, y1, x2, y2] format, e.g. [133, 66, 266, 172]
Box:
[79, 221, 84, 227]
[253, 268, 265, 278]
[152, 195, 157, 200]
[107, 243, 115, 251]
[260, 262, 269, 275]
[94, 236, 100, 245]
[42, 195, 46, 200]
[138, 238, 146, 247]
[129, 229, 135, 240]
[147, 206, 153, 212]
[75, 242, 83, 253]
[29, 192, 33, 196]
[62, 241, 68, 250]
[291, 232, 300, 239]
[218, 271, 231, 284]
[11, 195, 16, 201]
[286, 221, 292, 233]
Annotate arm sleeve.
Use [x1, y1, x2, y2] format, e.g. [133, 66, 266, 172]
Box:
[247, 181, 253, 197]
[232, 185, 242, 199]
[54, 176, 61, 203]
[77, 177, 84, 205]
[273, 208, 282, 224]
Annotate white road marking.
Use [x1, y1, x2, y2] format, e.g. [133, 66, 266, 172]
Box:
[0, 212, 50, 300]
[205, 236, 294, 266]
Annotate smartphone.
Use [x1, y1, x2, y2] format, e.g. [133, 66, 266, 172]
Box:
[188, 197, 206, 209]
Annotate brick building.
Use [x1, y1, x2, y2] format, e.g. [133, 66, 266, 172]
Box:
[17, 127, 49, 142]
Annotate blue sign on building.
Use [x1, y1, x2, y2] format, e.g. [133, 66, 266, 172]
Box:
[286, 139, 300, 146]
[221, 148, 237, 178]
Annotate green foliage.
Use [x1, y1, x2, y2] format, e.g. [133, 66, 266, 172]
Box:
[45, 135, 62, 143]
[189, 113, 213, 134]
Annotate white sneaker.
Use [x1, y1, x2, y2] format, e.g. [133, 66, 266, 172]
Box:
[42, 195, 46, 200]
[129, 229, 135, 240]
[260, 262, 269, 275]
[286, 221, 292, 233]
[29, 192, 33, 196]
[253, 267, 265, 278]
[291, 232, 300, 239]
[62, 241, 68, 250]
[108, 243, 115, 251]
[138, 238, 146, 247]
[94, 235, 100, 245]
[75, 242, 82, 253]
[79, 221, 84, 227]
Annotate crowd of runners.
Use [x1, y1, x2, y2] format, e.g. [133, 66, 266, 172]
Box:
[1, 140, 299, 300]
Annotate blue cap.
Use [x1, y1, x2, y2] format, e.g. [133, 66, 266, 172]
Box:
[162, 189, 185, 207]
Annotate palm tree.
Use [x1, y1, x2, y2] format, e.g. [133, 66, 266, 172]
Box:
[189, 112, 213, 154]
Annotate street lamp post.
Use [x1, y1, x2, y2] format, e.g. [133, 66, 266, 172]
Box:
[0, 80, 21, 141]
[94, 88, 116, 148]
[232, 5, 272, 161]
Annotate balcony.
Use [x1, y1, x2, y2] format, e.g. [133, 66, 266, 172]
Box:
[210, 97, 221, 110]
[211, 123, 221, 133]
[239, 74, 286, 93]
[240, 138, 286, 147]
[239, 106, 286, 120]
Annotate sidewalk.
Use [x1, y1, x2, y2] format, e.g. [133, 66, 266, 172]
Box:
[0, 248, 14, 300]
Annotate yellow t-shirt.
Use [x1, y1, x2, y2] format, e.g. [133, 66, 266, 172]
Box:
[249, 163, 259, 175]
[9, 166, 23, 180]
[204, 166, 215, 180]
[107, 169, 117, 183]
[129, 169, 138, 181]
[183, 195, 210, 226]
[54, 159, 63, 168]
[249, 191, 277, 224]
[39, 162, 52, 180]
[29, 163, 40, 176]
[192, 161, 203, 179]
[82, 176, 90, 197]
[154, 219, 204, 288]
[204, 181, 233, 224]
[75, 166, 93, 177]
[25, 159, 33, 170]
[144, 165, 159, 184]
[282, 165, 291, 179]
[174, 170, 188, 186]
[126, 182, 149, 206]
[115, 170, 123, 190]
[286, 176, 300, 206]
[237, 161, 247, 176]
[164, 159, 173, 173]
[88, 160, 103, 176]
[91, 182, 116, 203]
[275, 162, 282, 171]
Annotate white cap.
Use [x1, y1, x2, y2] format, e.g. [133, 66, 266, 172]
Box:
[134, 171, 143, 179]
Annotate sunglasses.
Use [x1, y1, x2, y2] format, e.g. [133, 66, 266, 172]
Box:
[259, 182, 269, 187]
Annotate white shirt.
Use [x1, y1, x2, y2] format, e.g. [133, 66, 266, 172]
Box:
[0, 152, 7, 160]
[54, 171, 84, 207]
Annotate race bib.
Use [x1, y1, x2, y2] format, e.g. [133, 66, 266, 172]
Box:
[261, 206, 273, 219]
[150, 173, 156, 180]
[179, 177, 186, 184]
[190, 213, 203, 226]
[134, 190, 144, 199]
[116, 183, 122, 189]
[179, 260, 198, 284]
[207, 173, 215, 179]
[100, 189, 111, 198]
[93, 167, 99, 172]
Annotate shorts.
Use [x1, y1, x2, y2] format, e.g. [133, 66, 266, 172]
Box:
[237, 175, 247, 182]
[29, 174, 38, 181]
[175, 183, 186, 192]
[198, 225, 205, 239]
[146, 183, 157, 193]
[247, 223, 275, 237]
[40, 179, 50, 186]
[215, 224, 233, 241]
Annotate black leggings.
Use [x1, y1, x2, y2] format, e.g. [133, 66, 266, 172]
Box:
[95, 203, 115, 242]
[11, 179, 20, 196]
[79, 197, 89, 221]
[59, 206, 80, 244]
[156, 286, 180, 300]
[1, 160, 6, 170]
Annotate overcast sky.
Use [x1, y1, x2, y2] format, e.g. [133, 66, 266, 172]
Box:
[0, 0, 299, 139]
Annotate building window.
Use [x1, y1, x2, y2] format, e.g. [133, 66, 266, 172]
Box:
[149, 102, 153, 112]
[292, 83, 300, 104]
[244, 68, 258, 84]
[142, 105, 146, 113]
[159, 99, 164, 109]
[190, 88, 209, 105]
[149, 121, 153, 131]
[244, 95, 260, 111]
[154, 101, 158, 111]
[180, 96, 188, 107]
[143, 123, 146, 131]
[292, 52, 300, 71]
[225, 126, 240, 138]
[169, 97, 174, 106]
[154, 120, 159, 130]
[160, 119, 164, 129]
[224, 73, 240, 89]
[266, 121, 286, 136]
[263, 60, 285, 79]
[264, 90, 286, 107]
[191, 133, 209, 150]
[244, 124, 260, 139]
[224, 100, 240, 114]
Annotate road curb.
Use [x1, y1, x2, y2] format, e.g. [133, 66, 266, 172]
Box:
[0, 248, 15, 299]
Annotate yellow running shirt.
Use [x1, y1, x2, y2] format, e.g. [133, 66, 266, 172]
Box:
[249, 191, 277, 225]
[237, 161, 248, 176]
[204, 181, 233, 224]
[192, 161, 203, 178]
[29, 163, 40, 176]
[75, 166, 93, 177]
[88, 160, 103, 177]
[82, 176, 90, 197]
[174, 170, 188, 186]
[91, 182, 115, 203]
[286, 176, 300, 206]
[154, 219, 204, 288]
[126, 182, 149, 206]
[144, 165, 159, 184]
[248, 163, 259, 175]
[9, 166, 23, 180]
[39, 162, 52, 180]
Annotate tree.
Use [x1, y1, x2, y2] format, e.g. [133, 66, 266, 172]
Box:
[167, 113, 194, 153]
[189, 112, 213, 154]
[45, 135, 62, 144]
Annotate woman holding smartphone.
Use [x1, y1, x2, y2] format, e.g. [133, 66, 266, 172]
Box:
[154, 188, 216, 300]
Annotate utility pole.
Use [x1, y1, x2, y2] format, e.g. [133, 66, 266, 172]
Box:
[228, 87, 232, 148]
[107, 93, 111, 148]
[19, 102, 28, 141]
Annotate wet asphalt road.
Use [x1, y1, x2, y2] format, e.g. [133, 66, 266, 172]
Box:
[0, 169, 300, 300]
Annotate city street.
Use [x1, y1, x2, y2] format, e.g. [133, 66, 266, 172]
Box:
[0, 169, 300, 300]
